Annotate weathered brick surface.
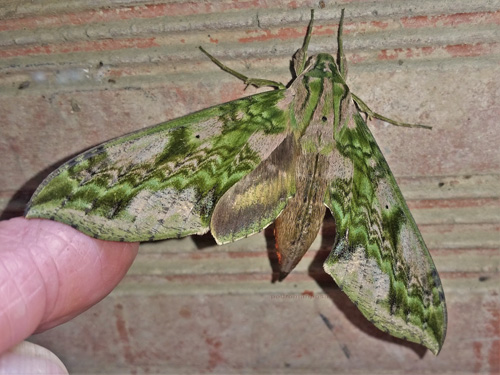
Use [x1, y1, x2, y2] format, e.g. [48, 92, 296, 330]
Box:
[1, 1, 499, 373]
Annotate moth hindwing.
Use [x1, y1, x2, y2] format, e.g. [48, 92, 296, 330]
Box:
[26, 9, 447, 354]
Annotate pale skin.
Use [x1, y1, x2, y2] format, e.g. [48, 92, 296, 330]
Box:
[0, 218, 139, 359]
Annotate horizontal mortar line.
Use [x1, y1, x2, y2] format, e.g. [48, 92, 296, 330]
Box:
[2, 0, 498, 20]
[1, 20, 498, 54]
[399, 173, 500, 180]
[0, 0, 322, 30]
[3, 45, 497, 73]
[1, 47, 498, 85]
[1, 26, 499, 60]
[137, 231, 500, 252]
[132, 248, 499, 262]
[0, 4, 262, 32]
[112, 272, 498, 296]
[135, 251, 271, 260]
[121, 269, 499, 281]
[119, 268, 495, 282]
[136, 244, 499, 254]
[139, 238, 498, 255]
[1, 5, 498, 34]
[133, 244, 500, 259]
[1, 55, 499, 98]
[432, 247, 499, 253]
[112, 281, 331, 296]
[419, 222, 500, 230]
[408, 197, 500, 209]
[1, 21, 497, 52]
[3, 42, 498, 71]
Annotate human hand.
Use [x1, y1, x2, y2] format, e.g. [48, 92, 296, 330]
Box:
[0, 217, 139, 372]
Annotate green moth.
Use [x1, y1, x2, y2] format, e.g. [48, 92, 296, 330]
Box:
[26, 10, 447, 354]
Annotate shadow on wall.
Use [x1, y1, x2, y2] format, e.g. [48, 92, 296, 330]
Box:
[0, 151, 84, 221]
[265, 210, 429, 358]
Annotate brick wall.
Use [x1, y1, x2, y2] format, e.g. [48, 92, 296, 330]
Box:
[1, 0, 499, 373]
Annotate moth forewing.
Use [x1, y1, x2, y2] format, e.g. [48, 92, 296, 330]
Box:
[26, 91, 292, 241]
[210, 135, 296, 244]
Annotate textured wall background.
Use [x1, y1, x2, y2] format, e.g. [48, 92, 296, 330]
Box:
[1, 0, 499, 373]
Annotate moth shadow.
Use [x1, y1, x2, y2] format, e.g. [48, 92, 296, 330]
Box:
[191, 233, 218, 249]
[309, 213, 428, 358]
[0, 152, 81, 221]
[263, 224, 284, 282]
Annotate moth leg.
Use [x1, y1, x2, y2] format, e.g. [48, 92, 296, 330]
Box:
[292, 9, 315, 77]
[351, 93, 432, 130]
[199, 47, 285, 89]
[338, 10, 429, 131]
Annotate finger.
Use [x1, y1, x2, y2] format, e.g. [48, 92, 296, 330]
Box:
[0, 217, 139, 354]
[0, 341, 68, 375]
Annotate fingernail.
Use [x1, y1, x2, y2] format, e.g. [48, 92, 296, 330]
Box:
[0, 341, 68, 375]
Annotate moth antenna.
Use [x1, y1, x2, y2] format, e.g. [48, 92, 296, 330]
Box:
[337, 8, 347, 78]
[292, 9, 315, 77]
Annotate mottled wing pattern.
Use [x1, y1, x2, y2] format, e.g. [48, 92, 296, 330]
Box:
[323, 101, 447, 354]
[211, 135, 296, 244]
[26, 90, 290, 241]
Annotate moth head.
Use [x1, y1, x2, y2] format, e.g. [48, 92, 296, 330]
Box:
[303, 53, 343, 80]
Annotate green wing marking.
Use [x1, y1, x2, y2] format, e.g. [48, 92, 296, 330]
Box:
[323, 107, 447, 354]
[26, 90, 290, 241]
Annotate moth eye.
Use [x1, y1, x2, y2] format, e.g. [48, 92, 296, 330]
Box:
[385, 204, 389, 209]
[195, 134, 200, 139]
[321, 116, 328, 122]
